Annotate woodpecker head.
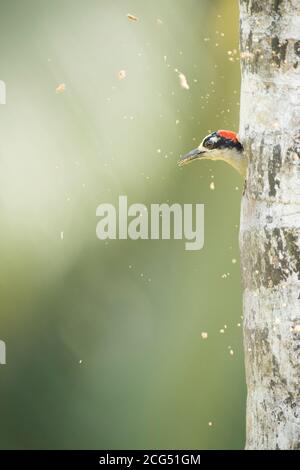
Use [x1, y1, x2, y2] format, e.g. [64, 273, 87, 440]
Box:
[178, 130, 246, 176]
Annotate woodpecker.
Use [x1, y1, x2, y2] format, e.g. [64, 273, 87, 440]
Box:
[178, 130, 246, 177]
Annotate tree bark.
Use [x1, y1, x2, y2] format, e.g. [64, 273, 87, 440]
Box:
[239, 0, 300, 450]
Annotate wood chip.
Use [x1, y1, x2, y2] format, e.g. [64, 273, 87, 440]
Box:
[118, 70, 127, 80]
[56, 83, 66, 94]
[127, 13, 138, 21]
[178, 72, 190, 90]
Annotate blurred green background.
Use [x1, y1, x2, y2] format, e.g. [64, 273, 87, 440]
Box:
[0, 0, 245, 449]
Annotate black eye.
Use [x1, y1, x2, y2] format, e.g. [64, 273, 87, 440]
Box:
[203, 138, 215, 149]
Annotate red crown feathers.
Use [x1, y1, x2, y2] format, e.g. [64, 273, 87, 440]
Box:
[217, 130, 239, 142]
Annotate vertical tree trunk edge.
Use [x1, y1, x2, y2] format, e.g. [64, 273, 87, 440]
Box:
[239, 0, 300, 450]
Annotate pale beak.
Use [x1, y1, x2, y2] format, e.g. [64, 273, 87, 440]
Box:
[178, 147, 206, 167]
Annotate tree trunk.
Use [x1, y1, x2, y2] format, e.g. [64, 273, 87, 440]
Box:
[239, 0, 300, 450]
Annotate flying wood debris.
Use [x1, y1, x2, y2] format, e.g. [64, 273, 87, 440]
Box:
[118, 70, 127, 80]
[56, 83, 66, 94]
[127, 13, 138, 21]
[178, 72, 190, 90]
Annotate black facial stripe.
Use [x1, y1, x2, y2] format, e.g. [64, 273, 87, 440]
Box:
[214, 136, 243, 151]
[203, 133, 243, 152]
